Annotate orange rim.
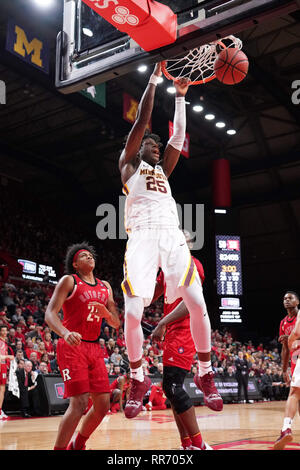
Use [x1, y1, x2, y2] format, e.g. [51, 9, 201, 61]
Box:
[161, 40, 228, 85]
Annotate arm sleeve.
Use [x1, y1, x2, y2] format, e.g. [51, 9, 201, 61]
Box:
[167, 97, 186, 152]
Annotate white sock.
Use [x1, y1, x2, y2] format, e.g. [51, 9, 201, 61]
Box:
[197, 360, 212, 377]
[130, 366, 144, 383]
[282, 417, 292, 431]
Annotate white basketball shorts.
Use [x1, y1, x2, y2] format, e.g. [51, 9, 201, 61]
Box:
[121, 227, 202, 306]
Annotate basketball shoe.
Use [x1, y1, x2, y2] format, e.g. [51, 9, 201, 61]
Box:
[273, 428, 293, 450]
[189, 442, 213, 450]
[194, 372, 223, 412]
[125, 376, 152, 419]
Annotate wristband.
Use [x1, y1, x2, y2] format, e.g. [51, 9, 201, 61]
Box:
[149, 74, 160, 86]
[63, 331, 70, 341]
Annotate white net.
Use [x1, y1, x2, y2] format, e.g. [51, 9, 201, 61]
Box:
[162, 35, 243, 85]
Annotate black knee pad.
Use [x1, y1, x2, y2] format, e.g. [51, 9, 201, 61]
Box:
[163, 366, 193, 415]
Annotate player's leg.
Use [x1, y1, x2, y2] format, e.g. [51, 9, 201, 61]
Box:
[124, 294, 145, 382]
[171, 405, 192, 449]
[180, 281, 223, 411]
[273, 386, 300, 449]
[54, 392, 90, 450]
[122, 233, 158, 418]
[0, 383, 6, 419]
[123, 294, 152, 415]
[163, 366, 212, 450]
[68, 392, 110, 450]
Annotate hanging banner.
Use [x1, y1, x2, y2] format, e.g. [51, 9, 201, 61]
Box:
[123, 92, 151, 130]
[6, 20, 50, 74]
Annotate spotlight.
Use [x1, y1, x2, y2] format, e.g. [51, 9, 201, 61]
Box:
[137, 65, 147, 73]
[167, 86, 176, 94]
[205, 113, 215, 120]
[193, 105, 204, 112]
[216, 121, 226, 128]
[33, 0, 54, 8]
[82, 28, 93, 37]
[157, 76, 164, 84]
[227, 129, 236, 135]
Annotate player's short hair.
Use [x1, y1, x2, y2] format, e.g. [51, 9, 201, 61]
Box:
[64, 242, 97, 274]
[141, 131, 162, 147]
[285, 290, 300, 301]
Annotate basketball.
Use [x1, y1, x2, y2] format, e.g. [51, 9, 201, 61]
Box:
[214, 47, 249, 85]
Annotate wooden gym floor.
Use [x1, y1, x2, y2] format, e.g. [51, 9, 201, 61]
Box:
[0, 401, 299, 451]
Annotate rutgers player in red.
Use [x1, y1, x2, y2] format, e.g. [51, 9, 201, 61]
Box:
[151, 232, 221, 450]
[146, 382, 167, 411]
[0, 325, 14, 420]
[45, 243, 120, 450]
[110, 372, 131, 413]
[274, 291, 300, 449]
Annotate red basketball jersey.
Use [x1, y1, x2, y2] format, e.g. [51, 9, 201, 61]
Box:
[279, 312, 299, 373]
[157, 257, 205, 369]
[62, 274, 109, 342]
[0, 338, 8, 364]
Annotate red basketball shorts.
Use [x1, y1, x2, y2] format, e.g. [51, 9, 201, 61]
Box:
[56, 339, 110, 398]
[0, 364, 7, 386]
[163, 329, 196, 371]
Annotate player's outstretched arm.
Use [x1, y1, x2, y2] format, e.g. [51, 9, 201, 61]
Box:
[45, 275, 82, 346]
[162, 78, 189, 178]
[119, 64, 162, 182]
[152, 301, 189, 341]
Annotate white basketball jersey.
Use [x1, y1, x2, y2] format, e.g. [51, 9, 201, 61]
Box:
[123, 160, 179, 232]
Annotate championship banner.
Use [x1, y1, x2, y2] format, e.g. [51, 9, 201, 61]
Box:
[6, 20, 50, 74]
[169, 121, 190, 158]
[123, 92, 151, 130]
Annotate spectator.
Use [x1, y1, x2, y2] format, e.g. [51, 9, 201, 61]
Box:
[235, 351, 251, 404]
[110, 347, 123, 367]
[16, 360, 41, 417]
[38, 361, 49, 374]
[260, 368, 274, 401]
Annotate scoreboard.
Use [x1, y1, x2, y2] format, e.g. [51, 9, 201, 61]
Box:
[216, 235, 243, 296]
[215, 234, 243, 324]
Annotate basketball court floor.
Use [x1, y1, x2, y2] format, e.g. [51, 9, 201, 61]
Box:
[0, 401, 299, 451]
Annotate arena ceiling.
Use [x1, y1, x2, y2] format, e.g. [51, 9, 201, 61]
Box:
[1, 0, 300, 336]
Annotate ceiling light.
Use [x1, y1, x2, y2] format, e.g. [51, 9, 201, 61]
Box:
[227, 129, 236, 135]
[205, 113, 215, 120]
[33, 0, 54, 8]
[137, 65, 147, 73]
[157, 76, 164, 84]
[82, 28, 93, 37]
[216, 121, 226, 128]
[167, 86, 176, 94]
[193, 105, 204, 112]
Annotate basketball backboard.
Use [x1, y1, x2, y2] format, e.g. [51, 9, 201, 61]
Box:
[56, 0, 298, 94]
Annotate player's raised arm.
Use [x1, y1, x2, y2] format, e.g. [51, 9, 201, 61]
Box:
[119, 64, 162, 180]
[162, 78, 189, 178]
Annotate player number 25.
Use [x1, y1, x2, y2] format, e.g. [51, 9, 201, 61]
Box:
[146, 176, 167, 193]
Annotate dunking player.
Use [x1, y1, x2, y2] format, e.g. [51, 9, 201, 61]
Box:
[0, 325, 14, 420]
[151, 231, 217, 450]
[274, 291, 300, 450]
[45, 243, 120, 450]
[119, 63, 220, 419]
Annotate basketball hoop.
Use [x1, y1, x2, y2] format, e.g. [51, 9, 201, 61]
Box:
[161, 35, 243, 85]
